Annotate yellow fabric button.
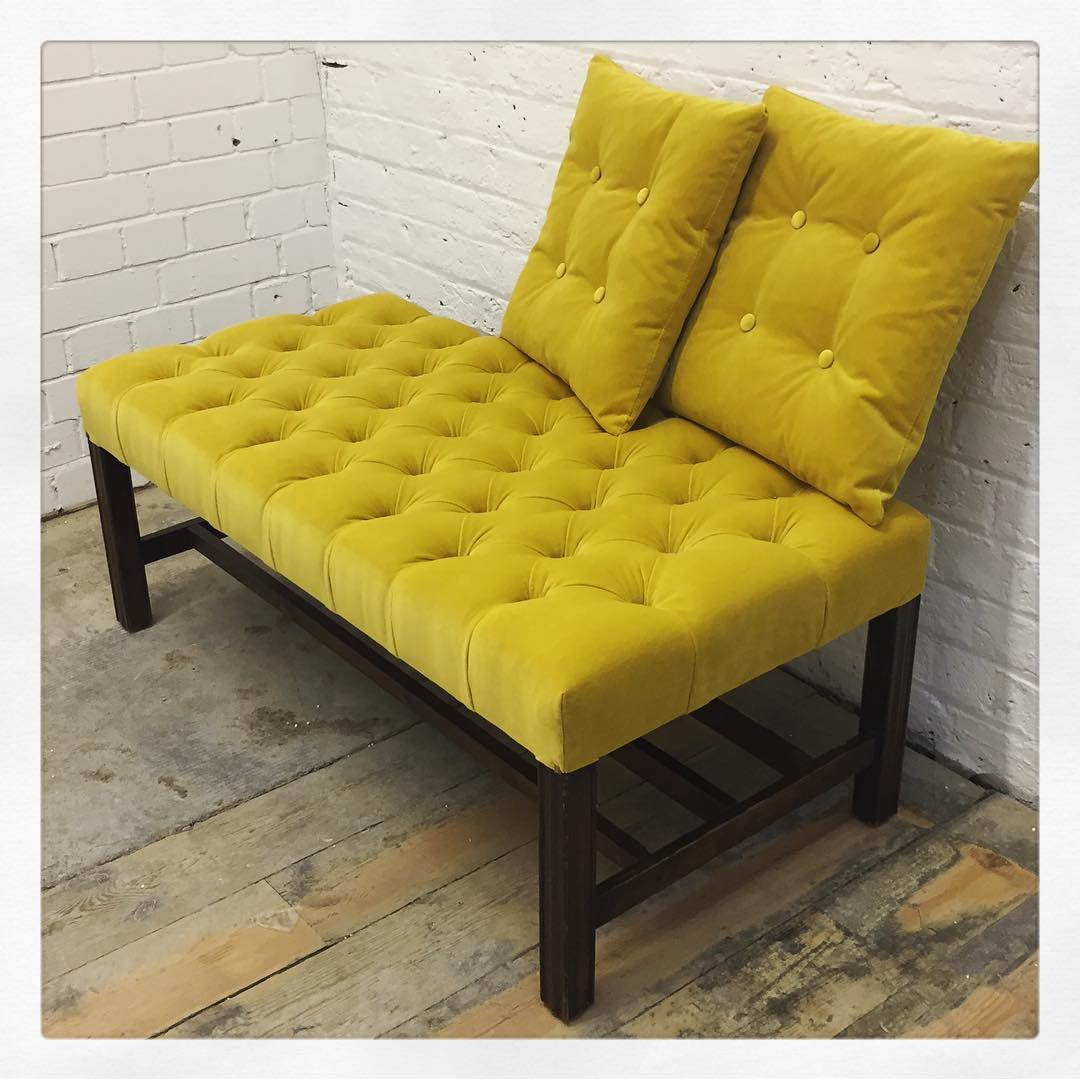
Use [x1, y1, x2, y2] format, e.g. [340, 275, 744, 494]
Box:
[636, 186, 650, 206]
[818, 348, 835, 369]
[740, 313, 756, 332]
[593, 286, 606, 303]
[589, 165, 601, 183]
[555, 262, 566, 278]
[791, 209, 806, 229]
[862, 232, 880, 254]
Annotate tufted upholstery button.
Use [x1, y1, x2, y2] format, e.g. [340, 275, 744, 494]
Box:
[791, 209, 806, 229]
[817, 348, 835, 369]
[589, 165, 601, 183]
[593, 286, 606, 304]
[636, 186, 650, 206]
[862, 231, 880, 254]
[739, 313, 756, 332]
[555, 262, 567, 279]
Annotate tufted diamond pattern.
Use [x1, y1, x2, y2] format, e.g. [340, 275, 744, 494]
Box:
[661, 86, 1038, 526]
[77, 293, 929, 772]
[501, 55, 766, 436]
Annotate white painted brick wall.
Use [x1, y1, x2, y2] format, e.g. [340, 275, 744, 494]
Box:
[318, 42, 1039, 802]
[40, 41, 336, 518]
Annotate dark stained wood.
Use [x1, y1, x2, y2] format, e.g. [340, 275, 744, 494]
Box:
[87, 442, 152, 632]
[595, 735, 876, 925]
[694, 698, 815, 777]
[138, 517, 221, 563]
[612, 738, 737, 819]
[853, 597, 921, 825]
[538, 764, 597, 1022]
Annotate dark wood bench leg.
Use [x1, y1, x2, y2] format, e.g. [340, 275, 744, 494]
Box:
[88, 440, 152, 633]
[853, 595, 921, 825]
[538, 762, 597, 1022]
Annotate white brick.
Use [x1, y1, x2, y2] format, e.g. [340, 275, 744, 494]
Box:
[42, 266, 158, 333]
[43, 375, 80, 423]
[290, 95, 325, 139]
[42, 42, 93, 82]
[64, 318, 132, 371]
[42, 76, 135, 135]
[162, 43, 228, 65]
[272, 140, 327, 187]
[122, 214, 187, 265]
[42, 472, 60, 517]
[42, 132, 107, 185]
[263, 51, 320, 100]
[193, 288, 254, 336]
[899, 453, 994, 530]
[185, 202, 248, 252]
[93, 42, 162, 75]
[950, 402, 1035, 481]
[159, 239, 278, 303]
[53, 456, 97, 511]
[280, 227, 332, 274]
[42, 173, 150, 234]
[993, 477, 1038, 550]
[232, 101, 291, 150]
[309, 267, 338, 310]
[303, 184, 329, 226]
[170, 111, 234, 160]
[248, 188, 307, 237]
[42, 334, 67, 380]
[106, 122, 171, 171]
[42, 241, 57, 287]
[136, 57, 260, 120]
[53, 226, 124, 278]
[132, 304, 195, 348]
[253, 274, 311, 316]
[42, 420, 87, 469]
[149, 153, 270, 212]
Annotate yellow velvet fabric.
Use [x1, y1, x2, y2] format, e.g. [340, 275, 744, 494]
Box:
[77, 295, 929, 772]
[661, 86, 1039, 525]
[501, 55, 766, 436]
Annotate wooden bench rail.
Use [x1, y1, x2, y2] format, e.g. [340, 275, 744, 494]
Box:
[595, 734, 875, 925]
[693, 698, 816, 777]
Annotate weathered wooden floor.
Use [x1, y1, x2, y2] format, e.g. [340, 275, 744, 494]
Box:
[41, 492, 1038, 1039]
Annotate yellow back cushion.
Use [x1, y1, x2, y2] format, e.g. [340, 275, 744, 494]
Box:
[501, 55, 766, 436]
[661, 86, 1038, 524]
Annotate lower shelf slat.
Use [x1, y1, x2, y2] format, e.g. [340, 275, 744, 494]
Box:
[594, 735, 875, 925]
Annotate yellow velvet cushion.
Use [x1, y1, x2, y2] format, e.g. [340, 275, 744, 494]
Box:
[661, 86, 1038, 525]
[501, 55, 766, 436]
[77, 294, 928, 772]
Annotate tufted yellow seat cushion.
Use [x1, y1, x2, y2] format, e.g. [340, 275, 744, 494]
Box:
[501, 55, 766, 436]
[77, 294, 929, 772]
[661, 86, 1038, 525]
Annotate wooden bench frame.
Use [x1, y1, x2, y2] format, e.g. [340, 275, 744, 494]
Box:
[88, 439, 921, 1023]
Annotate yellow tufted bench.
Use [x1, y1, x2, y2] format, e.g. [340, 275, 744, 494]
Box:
[74, 57, 1036, 1023]
[79, 292, 929, 773]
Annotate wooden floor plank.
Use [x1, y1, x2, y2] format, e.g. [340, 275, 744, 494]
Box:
[268, 779, 534, 942]
[41, 722, 481, 981]
[899, 954, 1038, 1039]
[618, 912, 904, 1039]
[42, 882, 321, 1038]
[405, 806, 924, 1038]
[165, 845, 539, 1038]
[41, 658, 1031, 1040]
[620, 794, 1038, 1040]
